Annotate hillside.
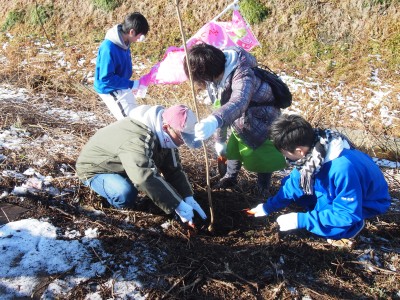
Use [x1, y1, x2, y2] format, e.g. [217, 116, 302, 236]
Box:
[0, 1, 400, 299]
[0, 0, 399, 140]
[1, 0, 399, 82]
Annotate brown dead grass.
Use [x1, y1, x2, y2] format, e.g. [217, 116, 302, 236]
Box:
[1, 0, 399, 77]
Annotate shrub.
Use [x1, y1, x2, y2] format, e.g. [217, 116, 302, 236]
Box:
[386, 32, 400, 66]
[92, 0, 121, 12]
[2, 9, 25, 31]
[239, 0, 270, 25]
[29, 4, 54, 26]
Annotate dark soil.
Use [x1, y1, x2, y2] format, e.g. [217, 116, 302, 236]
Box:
[1, 87, 400, 300]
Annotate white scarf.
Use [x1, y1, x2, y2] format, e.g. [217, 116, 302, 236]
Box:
[130, 105, 178, 149]
[208, 49, 239, 105]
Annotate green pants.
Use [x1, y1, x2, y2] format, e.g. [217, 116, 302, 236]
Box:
[226, 131, 286, 173]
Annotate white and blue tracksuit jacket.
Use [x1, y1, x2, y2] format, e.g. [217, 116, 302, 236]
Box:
[94, 24, 135, 94]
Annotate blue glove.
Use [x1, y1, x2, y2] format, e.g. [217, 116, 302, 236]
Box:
[248, 203, 268, 217]
[276, 213, 298, 231]
[194, 115, 218, 141]
[175, 200, 194, 225]
[184, 196, 207, 220]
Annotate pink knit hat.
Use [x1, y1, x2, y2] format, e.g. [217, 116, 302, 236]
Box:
[162, 105, 201, 148]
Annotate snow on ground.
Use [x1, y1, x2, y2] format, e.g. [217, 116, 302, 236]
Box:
[0, 36, 399, 299]
[279, 71, 399, 127]
[0, 86, 103, 126]
[0, 218, 163, 299]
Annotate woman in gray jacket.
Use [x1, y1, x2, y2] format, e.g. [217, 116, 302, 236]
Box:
[184, 43, 286, 195]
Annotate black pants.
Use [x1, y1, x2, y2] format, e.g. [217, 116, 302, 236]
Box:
[225, 159, 272, 190]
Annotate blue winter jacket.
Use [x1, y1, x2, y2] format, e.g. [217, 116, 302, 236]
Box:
[263, 149, 391, 239]
[94, 26, 134, 94]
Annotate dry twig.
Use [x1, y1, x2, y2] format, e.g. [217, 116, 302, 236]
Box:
[161, 269, 193, 299]
[174, 0, 215, 232]
[345, 260, 400, 276]
[178, 275, 203, 293]
[217, 262, 259, 291]
[208, 277, 236, 290]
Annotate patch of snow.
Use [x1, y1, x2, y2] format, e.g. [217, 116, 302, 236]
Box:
[0, 219, 162, 299]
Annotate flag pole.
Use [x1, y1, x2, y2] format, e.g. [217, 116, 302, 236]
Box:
[174, 0, 215, 233]
[212, 0, 239, 21]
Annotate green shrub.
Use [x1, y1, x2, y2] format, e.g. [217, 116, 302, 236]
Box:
[386, 32, 400, 66]
[29, 4, 53, 25]
[92, 0, 121, 12]
[239, 0, 270, 25]
[2, 9, 25, 31]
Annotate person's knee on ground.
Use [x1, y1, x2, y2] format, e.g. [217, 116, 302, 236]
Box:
[87, 174, 138, 209]
[108, 184, 138, 209]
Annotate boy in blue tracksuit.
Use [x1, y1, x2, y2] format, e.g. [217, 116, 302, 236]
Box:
[94, 12, 149, 120]
[249, 114, 391, 242]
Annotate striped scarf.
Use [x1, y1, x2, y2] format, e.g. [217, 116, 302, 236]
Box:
[287, 129, 355, 195]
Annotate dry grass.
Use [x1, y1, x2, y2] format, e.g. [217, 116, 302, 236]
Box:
[1, 0, 399, 79]
[1, 86, 399, 299]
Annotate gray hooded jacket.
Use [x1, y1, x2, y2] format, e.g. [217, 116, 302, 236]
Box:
[209, 46, 281, 149]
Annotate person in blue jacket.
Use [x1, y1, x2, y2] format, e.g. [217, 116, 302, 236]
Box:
[249, 114, 391, 242]
[94, 12, 149, 120]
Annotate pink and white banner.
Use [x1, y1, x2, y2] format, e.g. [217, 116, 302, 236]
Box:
[135, 10, 260, 97]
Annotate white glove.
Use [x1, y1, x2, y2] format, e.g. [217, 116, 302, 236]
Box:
[184, 196, 207, 220]
[132, 80, 139, 90]
[194, 115, 218, 141]
[215, 142, 227, 157]
[175, 200, 194, 225]
[276, 213, 298, 231]
[248, 203, 268, 217]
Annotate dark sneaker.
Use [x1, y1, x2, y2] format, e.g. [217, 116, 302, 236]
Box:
[213, 175, 237, 189]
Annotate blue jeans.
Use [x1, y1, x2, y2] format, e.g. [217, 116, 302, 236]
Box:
[84, 174, 138, 209]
